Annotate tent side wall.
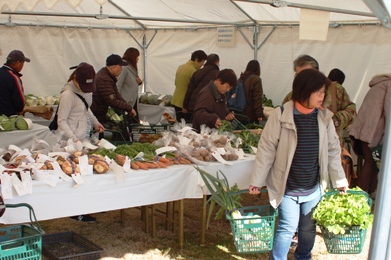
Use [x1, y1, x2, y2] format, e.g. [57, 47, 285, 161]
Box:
[1, 25, 391, 109]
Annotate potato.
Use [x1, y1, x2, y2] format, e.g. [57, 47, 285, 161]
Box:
[89, 154, 105, 165]
[227, 153, 239, 161]
[94, 160, 109, 174]
[114, 154, 126, 166]
[61, 160, 80, 175]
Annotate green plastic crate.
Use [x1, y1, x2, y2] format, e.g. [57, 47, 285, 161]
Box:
[0, 225, 42, 260]
[226, 205, 277, 254]
[320, 225, 366, 254]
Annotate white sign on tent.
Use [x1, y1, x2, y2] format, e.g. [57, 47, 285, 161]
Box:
[217, 27, 235, 47]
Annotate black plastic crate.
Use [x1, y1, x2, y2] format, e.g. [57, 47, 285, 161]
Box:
[130, 124, 170, 143]
[42, 232, 103, 260]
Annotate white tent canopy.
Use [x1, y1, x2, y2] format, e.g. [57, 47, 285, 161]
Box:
[0, 0, 390, 109]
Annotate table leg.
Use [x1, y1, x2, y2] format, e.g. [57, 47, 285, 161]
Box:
[200, 195, 207, 245]
[151, 204, 156, 238]
[178, 199, 184, 249]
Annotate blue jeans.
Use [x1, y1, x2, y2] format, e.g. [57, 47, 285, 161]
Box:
[270, 192, 320, 260]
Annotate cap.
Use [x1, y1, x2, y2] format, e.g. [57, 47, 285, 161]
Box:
[7, 50, 31, 63]
[74, 62, 96, 93]
[106, 54, 128, 66]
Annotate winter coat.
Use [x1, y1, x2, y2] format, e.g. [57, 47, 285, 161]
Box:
[57, 81, 100, 141]
[91, 67, 133, 122]
[0, 65, 25, 116]
[192, 81, 230, 132]
[172, 60, 200, 108]
[250, 101, 348, 208]
[349, 74, 391, 148]
[183, 63, 219, 111]
[241, 74, 264, 122]
[116, 64, 140, 107]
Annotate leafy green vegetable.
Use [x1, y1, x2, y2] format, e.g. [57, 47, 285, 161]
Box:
[312, 187, 373, 235]
[262, 94, 274, 107]
[218, 120, 234, 133]
[233, 130, 260, 153]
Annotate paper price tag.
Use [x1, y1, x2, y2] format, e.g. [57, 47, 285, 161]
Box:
[71, 174, 84, 185]
[83, 141, 98, 150]
[155, 146, 177, 155]
[8, 145, 22, 152]
[110, 160, 126, 183]
[44, 174, 59, 187]
[122, 157, 132, 173]
[36, 153, 52, 163]
[212, 151, 233, 165]
[0, 173, 13, 199]
[178, 136, 192, 146]
[0, 165, 6, 174]
[234, 148, 245, 160]
[21, 171, 33, 194]
[79, 155, 93, 176]
[11, 173, 26, 196]
[250, 146, 258, 154]
[216, 148, 226, 155]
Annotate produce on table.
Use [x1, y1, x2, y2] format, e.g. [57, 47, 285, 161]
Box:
[15, 115, 33, 130]
[312, 187, 374, 235]
[106, 107, 123, 123]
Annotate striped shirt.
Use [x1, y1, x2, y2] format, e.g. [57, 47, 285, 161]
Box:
[286, 108, 320, 196]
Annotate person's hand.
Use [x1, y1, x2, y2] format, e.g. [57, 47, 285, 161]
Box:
[337, 186, 348, 193]
[130, 109, 137, 117]
[95, 123, 105, 133]
[249, 185, 260, 195]
[215, 118, 222, 128]
[182, 108, 188, 114]
[225, 111, 235, 121]
[136, 76, 143, 85]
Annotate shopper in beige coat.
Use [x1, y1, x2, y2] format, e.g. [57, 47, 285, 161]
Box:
[350, 73, 390, 194]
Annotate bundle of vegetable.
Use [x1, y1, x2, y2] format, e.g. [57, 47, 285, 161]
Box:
[106, 107, 123, 123]
[195, 166, 242, 228]
[312, 187, 373, 235]
[234, 130, 260, 153]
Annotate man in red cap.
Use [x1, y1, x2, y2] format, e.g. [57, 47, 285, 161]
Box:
[0, 50, 30, 116]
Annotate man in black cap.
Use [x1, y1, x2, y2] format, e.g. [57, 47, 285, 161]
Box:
[0, 50, 30, 116]
[91, 54, 137, 140]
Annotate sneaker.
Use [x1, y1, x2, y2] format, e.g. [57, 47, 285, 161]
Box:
[70, 214, 96, 223]
[290, 233, 298, 247]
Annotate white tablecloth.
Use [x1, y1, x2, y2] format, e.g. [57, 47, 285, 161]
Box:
[138, 103, 176, 124]
[0, 123, 57, 150]
[0, 155, 255, 224]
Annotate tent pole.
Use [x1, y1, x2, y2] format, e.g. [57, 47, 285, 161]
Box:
[253, 26, 259, 60]
[368, 90, 391, 259]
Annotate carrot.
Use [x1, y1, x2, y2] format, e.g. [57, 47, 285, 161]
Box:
[145, 162, 158, 169]
[166, 160, 174, 166]
[135, 161, 148, 170]
[156, 161, 167, 168]
[131, 162, 139, 170]
[155, 156, 170, 163]
[180, 158, 192, 164]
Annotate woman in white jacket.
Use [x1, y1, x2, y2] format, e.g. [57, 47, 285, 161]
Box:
[57, 62, 105, 142]
[249, 69, 348, 260]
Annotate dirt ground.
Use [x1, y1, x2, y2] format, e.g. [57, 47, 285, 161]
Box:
[38, 194, 371, 260]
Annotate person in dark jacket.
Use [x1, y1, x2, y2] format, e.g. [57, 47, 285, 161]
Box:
[236, 60, 264, 123]
[192, 69, 237, 132]
[91, 54, 137, 122]
[183, 54, 220, 117]
[0, 50, 30, 116]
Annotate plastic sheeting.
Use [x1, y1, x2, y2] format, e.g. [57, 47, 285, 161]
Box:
[1, 24, 390, 109]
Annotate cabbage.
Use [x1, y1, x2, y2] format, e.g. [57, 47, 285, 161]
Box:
[0, 114, 8, 123]
[106, 107, 123, 123]
[0, 119, 15, 131]
[25, 96, 38, 106]
[54, 96, 60, 105]
[15, 116, 33, 130]
[37, 97, 46, 106]
[45, 96, 55, 105]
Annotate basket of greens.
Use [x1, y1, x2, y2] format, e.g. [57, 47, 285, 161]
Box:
[312, 187, 373, 254]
